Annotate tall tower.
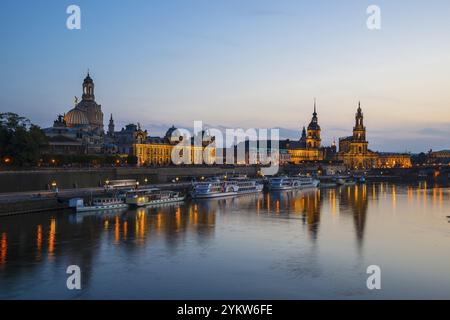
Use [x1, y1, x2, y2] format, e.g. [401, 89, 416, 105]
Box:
[108, 114, 115, 137]
[351, 102, 368, 153]
[306, 99, 321, 149]
[76, 71, 104, 133]
[82, 71, 95, 101]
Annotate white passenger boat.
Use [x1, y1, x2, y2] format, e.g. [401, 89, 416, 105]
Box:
[297, 176, 320, 189]
[69, 196, 128, 213]
[190, 179, 239, 199]
[269, 176, 319, 191]
[228, 177, 264, 195]
[125, 188, 185, 207]
[336, 177, 356, 186]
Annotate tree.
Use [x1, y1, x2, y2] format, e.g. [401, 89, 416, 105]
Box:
[0, 113, 48, 167]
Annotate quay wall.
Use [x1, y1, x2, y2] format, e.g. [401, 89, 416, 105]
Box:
[0, 198, 67, 217]
[0, 166, 258, 193]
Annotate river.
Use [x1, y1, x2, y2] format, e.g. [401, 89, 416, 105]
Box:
[0, 182, 449, 299]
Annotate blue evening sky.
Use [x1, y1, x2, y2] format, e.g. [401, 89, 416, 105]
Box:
[0, 0, 449, 152]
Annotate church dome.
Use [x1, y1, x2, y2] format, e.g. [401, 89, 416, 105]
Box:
[165, 125, 182, 144]
[165, 125, 177, 138]
[64, 108, 89, 127]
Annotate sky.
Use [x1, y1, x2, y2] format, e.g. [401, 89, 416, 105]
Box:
[0, 0, 449, 152]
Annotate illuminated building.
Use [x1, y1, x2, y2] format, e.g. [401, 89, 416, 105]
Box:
[338, 102, 411, 169]
[287, 101, 324, 164]
[43, 72, 105, 154]
[132, 127, 216, 166]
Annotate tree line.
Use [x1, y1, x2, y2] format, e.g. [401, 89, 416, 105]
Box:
[0, 112, 48, 167]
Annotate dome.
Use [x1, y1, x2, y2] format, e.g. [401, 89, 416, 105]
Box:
[64, 108, 89, 127]
[165, 125, 177, 138]
[165, 125, 183, 144]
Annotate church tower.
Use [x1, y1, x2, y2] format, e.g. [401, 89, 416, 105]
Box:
[108, 114, 115, 137]
[306, 99, 321, 149]
[82, 71, 95, 101]
[76, 71, 104, 133]
[351, 102, 368, 153]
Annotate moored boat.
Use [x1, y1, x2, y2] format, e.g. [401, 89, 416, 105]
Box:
[190, 179, 239, 199]
[269, 176, 319, 191]
[297, 176, 320, 189]
[336, 177, 356, 186]
[268, 176, 298, 190]
[227, 177, 264, 195]
[69, 196, 128, 213]
[126, 188, 185, 207]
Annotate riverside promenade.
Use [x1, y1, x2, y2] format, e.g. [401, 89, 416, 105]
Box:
[0, 182, 192, 217]
[0, 165, 259, 216]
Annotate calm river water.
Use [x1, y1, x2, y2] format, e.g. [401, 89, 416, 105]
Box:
[0, 183, 449, 299]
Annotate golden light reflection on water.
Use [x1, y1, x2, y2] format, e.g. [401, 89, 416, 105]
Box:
[0, 232, 6, 266]
[114, 216, 120, 244]
[123, 221, 128, 241]
[0, 183, 448, 270]
[48, 219, 56, 259]
[392, 185, 397, 209]
[36, 225, 42, 260]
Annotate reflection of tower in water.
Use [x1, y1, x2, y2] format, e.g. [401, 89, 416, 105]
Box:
[339, 184, 368, 248]
[267, 190, 322, 240]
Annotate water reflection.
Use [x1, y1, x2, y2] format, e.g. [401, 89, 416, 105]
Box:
[0, 183, 449, 299]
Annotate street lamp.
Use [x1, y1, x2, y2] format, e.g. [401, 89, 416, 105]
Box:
[51, 181, 58, 193]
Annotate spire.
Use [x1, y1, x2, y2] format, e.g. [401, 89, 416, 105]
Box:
[108, 114, 115, 136]
[300, 126, 306, 142]
[313, 98, 317, 116]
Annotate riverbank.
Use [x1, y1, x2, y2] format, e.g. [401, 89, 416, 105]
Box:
[0, 198, 68, 217]
[0, 165, 258, 193]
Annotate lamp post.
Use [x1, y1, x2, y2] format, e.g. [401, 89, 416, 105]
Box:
[51, 181, 58, 194]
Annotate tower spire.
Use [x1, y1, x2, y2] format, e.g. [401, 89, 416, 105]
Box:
[314, 98, 317, 115]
